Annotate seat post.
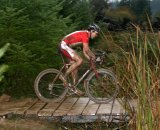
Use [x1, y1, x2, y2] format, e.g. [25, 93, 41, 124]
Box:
[60, 53, 66, 65]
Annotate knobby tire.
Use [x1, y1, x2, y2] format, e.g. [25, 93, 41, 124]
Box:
[34, 69, 68, 103]
[85, 69, 119, 104]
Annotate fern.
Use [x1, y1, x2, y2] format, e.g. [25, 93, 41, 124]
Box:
[0, 43, 10, 82]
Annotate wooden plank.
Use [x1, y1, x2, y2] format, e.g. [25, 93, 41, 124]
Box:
[52, 97, 78, 116]
[0, 97, 138, 124]
[82, 100, 100, 115]
[97, 103, 114, 115]
[0, 111, 13, 116]
[129, 99, 137, 109]
[15, 99, 38, 115]
[38, 101, 62, 117]
[0, 98, 37, 116]
[67, 97, 89, 116]
[25, 100, 46, 117]
[97, 99, 125, 115]
[62, 115, 98, 123]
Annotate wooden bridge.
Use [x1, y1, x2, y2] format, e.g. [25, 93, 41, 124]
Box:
[0, 97, 136, 123]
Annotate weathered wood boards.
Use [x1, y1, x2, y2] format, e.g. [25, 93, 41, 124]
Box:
[0, 97, 136, 123]
[0, 98, 37, 116]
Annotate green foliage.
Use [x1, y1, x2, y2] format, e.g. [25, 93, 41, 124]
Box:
[90, 0, 109, 17]
[1, 43, 36, 97]
[0, 0, 76, 97]
[119, 0, 152, 23]
[71, 0, 94, 28]
[104, 7, 135, 22]
[132, 0, 152, 21]
[6, 43, 34, 64]
[0, 43, 10, 58]
[119, 0, 132, 7]
[0, 43, 10, 82]
[0, 7, 30, 45]
[110, 29, 160, 129]
[60, 0, 94, 29]
[153, 10, 160, 22]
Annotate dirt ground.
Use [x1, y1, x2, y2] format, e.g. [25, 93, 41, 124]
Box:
[0, 118, 60, 130]
[0, 117, 92, 130]
[0, 94, 59, 130]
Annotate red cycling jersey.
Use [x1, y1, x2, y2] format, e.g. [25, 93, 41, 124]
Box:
[60, 30, 90, 60]
[62, 30, 90, 46]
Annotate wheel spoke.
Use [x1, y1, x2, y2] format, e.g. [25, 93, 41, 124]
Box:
[34, 69, 68, 103]
[85, 69, 119, 103]
[53, 84, 65, 89]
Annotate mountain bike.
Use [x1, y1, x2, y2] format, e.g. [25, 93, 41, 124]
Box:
[34, 50, 119, 103]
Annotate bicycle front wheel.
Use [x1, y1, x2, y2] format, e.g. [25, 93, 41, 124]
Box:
[34, 69, 68, 103]
[85, 69, 119, 104]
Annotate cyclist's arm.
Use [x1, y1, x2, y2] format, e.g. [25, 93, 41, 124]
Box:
[83, 43, 96, 60]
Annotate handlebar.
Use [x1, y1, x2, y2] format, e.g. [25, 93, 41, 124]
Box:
[95, 50, 107, 65]
[95, 50, 106, 56]
[89, 49, 110, 78]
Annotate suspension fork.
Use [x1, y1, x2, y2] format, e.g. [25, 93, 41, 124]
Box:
[84, 60, 101, 88]
[89, 60, 104, 89]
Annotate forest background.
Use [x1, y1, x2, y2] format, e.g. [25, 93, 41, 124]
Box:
[0, 0, 160, 129]
[0, 0, 159, 99]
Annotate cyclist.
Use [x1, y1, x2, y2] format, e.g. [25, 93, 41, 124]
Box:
[59, 23, 100, 96]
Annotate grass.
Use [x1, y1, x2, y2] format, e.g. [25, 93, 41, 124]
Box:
[105, 27, 160, 129]
[1, 22, 159, 130]
[1, 29, 159, 129]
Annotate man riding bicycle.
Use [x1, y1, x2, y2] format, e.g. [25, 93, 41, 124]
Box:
[59, 23, 100, 96]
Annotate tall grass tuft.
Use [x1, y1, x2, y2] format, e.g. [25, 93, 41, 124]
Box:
[111, 25, 160, 129]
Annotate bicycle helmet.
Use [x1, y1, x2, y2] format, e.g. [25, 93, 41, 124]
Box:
[88, 23, 100, 33]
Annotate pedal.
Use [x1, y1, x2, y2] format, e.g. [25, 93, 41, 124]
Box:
[68, 86, 75, 93]
[66, 91, 75, 96]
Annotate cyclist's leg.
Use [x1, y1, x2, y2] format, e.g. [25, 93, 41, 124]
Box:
[60, 42, 82, 77]
[64, 53, 83, 78]
[63, 54, 84, 95]
[71, 69, 78, 86]
[60, 42, 84, 95]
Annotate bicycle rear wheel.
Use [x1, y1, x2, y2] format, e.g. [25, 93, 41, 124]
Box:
[34, 69, 68, 103]
[85, 69, 119, 104]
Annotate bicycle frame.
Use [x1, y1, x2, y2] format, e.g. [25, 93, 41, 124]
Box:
[34, 50, 120, 103]
[55, 59, 98, 88]
[52, 53, 99, 89]
[73, 67, 92, 88]
[74, 60, 100, 88]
